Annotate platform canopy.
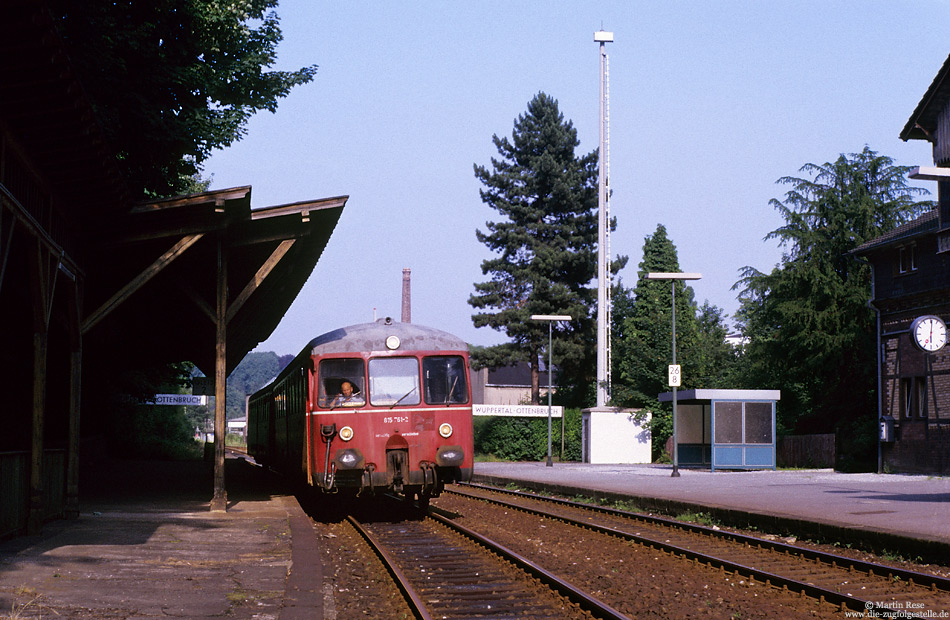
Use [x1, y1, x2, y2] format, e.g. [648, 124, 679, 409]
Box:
[81, 187, 347, 375]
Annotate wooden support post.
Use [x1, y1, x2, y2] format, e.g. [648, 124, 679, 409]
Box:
[29, 330, 47, 534]
[65, 346, 81, 518]
[210, 238, 228, 512]
[28, 241, 53, 535]
[65, 279, 82, 518]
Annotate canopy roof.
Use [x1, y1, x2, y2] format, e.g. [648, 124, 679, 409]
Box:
[82, 187, 347, 375]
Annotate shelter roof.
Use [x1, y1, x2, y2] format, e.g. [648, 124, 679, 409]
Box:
[658, 389, 781, 403]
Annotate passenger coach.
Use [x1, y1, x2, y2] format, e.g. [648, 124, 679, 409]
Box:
[247, 319, 473, 500]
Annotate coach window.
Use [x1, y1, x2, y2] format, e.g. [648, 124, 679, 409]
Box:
[423, 356, 468, 404]
[369, 357, 421, 407]
[318, 358, 366, 408]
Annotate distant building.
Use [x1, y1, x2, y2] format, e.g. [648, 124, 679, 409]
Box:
[469, 362, 557, 405]
[853, 54, 950, 474]
[227, 416, 247, 438]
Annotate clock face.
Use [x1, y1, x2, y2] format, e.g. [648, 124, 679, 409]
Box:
[911, 315, 947, 352]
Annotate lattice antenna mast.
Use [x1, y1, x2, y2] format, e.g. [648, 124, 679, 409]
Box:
[594, 29, 613, 408]
[604, 50, 613, 401]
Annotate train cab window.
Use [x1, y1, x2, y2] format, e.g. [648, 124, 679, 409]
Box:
[318, 358, 365, 408]
[423, 356, 468, 404]
[368, 357, 420, 407]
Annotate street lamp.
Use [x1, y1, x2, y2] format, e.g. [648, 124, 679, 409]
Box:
[645, 272, 702, 477]
[531, 314, 572, 467]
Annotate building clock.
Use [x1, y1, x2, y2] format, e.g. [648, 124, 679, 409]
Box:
[910, 315, 948, 352]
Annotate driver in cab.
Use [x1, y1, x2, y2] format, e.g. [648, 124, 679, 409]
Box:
[328, 379, 364, 408]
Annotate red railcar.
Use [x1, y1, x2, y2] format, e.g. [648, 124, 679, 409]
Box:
[247, 319, 473, 500]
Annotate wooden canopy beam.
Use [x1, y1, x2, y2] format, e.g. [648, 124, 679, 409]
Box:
[226, 238, 295, 324]
[81, 233, 203, 335]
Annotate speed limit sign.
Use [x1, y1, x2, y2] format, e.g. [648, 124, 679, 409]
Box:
[668, 364, 681, 387]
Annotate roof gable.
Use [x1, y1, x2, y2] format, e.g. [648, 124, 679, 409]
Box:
[901, 54, 950, 142]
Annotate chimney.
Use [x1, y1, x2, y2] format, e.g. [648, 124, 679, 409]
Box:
[401, 268, 411, 323]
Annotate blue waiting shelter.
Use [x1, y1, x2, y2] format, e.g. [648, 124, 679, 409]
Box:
[658, 389, 780, 471]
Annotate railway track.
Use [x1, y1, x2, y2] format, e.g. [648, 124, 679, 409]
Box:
[348, 511, 631, 620]
[445, 483, 950, 619]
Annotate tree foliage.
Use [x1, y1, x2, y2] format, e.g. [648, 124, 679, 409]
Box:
[474, 409, 583, 461]
[225, 351, 289, 418]
[735, 147, 930, 468]
[49, 0, 316, 198]
[470, 92, 625, 405]
[612, 225, 730, 405]
[611, 225, 733, 459]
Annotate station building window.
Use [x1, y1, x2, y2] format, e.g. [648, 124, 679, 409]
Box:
[898, 244, 918, 274]
[900, 376, 927, 418]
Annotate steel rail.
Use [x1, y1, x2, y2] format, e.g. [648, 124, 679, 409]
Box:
[459, 482, 950, 593]
[451, 484, 942, 619]
[350, 506, 632, 620]
[346, 515, 434, 620]
[426, 511, 633, 620]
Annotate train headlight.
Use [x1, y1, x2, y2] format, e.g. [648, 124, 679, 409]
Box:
[438, 423, 453, 438]
[335, 448, 364, 469]
[436, 445, 464, 466]
[339, 426, 354, 442]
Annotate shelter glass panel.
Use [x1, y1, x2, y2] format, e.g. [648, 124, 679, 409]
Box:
[714, 402, 742, 444]
[744, 402, 773, 444]
[677, 404, 707, 443]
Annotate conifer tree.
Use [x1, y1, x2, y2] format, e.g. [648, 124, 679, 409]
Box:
[736, 147, 930, 468]
[612, 224, 701, 408]
[470, 93, 622, 405]
[611, 225, 731, 457]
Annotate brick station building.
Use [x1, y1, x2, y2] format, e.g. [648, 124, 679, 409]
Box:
[853, 54, 950, 474]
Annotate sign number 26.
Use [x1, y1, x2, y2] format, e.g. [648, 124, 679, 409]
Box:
[668, 364, 681, 388]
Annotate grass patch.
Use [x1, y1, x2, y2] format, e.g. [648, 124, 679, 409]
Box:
[226, 589, 249, 604]
[2, 586, 48, 620]
[675, 511, 720, 527]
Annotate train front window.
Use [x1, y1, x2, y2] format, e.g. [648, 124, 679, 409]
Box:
[318, 358, 365, 408]
[368, 357, 420, 407]
[423, 356, 468, 404]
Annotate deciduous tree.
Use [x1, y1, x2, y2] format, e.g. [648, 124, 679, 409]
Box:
[49, 0, 316, 198]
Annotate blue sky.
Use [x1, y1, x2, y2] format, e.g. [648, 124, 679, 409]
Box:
[203, 1, 950, 356]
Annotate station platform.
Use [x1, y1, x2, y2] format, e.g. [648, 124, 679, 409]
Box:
[2, 458, 948, 618]
[473, 462, 950, 563]
[0, 454, 322, 619]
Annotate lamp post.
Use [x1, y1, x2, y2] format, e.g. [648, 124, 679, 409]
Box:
[645, 272, 701, 477]
[531, 314, 572, 467]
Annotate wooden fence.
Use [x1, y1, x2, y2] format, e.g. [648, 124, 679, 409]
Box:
[776, 434, 835, 469]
